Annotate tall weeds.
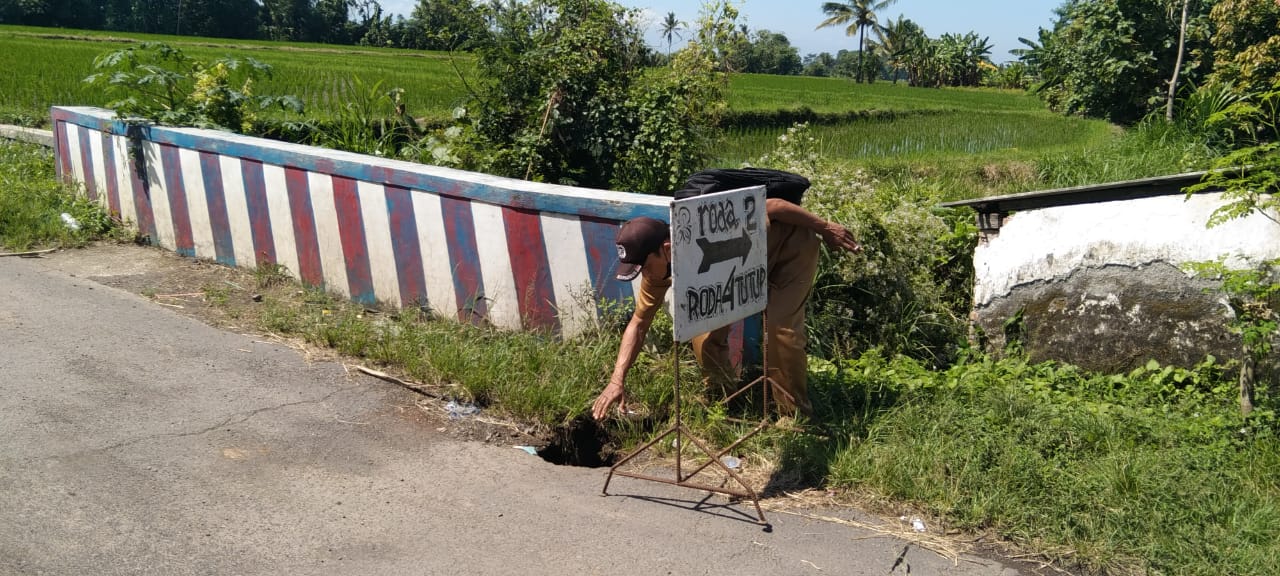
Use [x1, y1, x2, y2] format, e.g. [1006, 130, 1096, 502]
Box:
[0, 141, 119, 250]
[822, 351, 1279, 576]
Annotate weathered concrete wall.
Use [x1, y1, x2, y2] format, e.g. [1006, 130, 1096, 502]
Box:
[0, 125, 54, 147]
[974, 193, 1280, 372]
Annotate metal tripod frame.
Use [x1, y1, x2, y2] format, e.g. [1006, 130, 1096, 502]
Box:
[602, 312, 776, 526]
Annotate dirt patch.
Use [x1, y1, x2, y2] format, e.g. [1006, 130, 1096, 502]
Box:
[979, 161, 1038, 188]
[35, 241, 544, 449]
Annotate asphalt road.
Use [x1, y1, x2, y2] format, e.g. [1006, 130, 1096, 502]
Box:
[0, 253, 1024, 576]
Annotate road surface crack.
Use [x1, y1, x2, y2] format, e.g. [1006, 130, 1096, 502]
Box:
[57, 386, 356, 459]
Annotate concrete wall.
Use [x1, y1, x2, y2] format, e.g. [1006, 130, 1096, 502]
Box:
[49, 106, 763, 364]
[0, 125, 54, 147]
[973, 192, 1280, 372]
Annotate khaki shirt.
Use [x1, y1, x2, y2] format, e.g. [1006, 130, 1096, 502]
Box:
[633, 273, 671, 323]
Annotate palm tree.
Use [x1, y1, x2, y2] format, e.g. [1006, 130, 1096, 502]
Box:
[876, 15, 921, 84]
[659, 11, 684, 55]
[816, 0, 898, 83]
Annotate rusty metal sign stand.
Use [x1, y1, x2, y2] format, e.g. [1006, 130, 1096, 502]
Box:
[602, 313, 776, 527]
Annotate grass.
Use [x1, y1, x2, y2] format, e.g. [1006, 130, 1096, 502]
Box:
[0, 25, 473, 125]
[1036, 118, 1221, 188]
[6, 25, 1051, 125]
[245, 281, 676, 432]
[805, 352, 1280, 575]
[723, 111, 1115, 161]
[728, 74, 1049, 114]
[718, 110, 1121, 201]
[0, 141, 121, 250]
[725, 111, 1220, 201]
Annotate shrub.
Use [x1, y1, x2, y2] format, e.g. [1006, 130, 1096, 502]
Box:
[83, 42, 302, 132]
[1172, 81, 1247, 147]
[751, 123, 974, 364]
[437, 0, 731, 193]
[1208, 0, 1280, 99]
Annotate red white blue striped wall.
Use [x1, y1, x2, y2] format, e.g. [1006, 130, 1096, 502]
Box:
[51, 106, 761, 366]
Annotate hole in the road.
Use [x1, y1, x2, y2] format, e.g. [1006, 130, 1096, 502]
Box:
[537, 415, 616, 468]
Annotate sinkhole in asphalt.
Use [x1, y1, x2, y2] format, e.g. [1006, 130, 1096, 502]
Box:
[537, 415, 616, 468]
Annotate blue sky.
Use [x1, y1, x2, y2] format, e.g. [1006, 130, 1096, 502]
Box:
[377, 0, 1065, 63]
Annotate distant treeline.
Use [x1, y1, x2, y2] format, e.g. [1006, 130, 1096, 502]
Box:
[0, 0, 489, 50]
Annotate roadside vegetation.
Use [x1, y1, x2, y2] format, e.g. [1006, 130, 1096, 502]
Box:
[0, 141, 121, 251]
[2, 0, 1278, 574]
[817, 352, 1279, 575]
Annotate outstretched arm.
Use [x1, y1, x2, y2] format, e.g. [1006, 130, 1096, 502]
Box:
[591, 309, 654, 420]
[765, 198, 862, 254]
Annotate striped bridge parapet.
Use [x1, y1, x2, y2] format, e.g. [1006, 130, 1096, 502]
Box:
[50, 106, 761, 366]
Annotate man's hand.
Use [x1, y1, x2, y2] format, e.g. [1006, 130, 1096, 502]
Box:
[821, 221, 862, 254]
[591, 381, 628, 421]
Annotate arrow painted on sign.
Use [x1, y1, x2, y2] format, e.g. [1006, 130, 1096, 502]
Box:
[695, 229, 753, 273]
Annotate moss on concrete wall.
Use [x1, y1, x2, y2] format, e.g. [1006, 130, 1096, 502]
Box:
[975, 261, 1240, 372]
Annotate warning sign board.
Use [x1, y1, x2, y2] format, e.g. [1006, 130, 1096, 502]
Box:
[670, 185, 768, 342]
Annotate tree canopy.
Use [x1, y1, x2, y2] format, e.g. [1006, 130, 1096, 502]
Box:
[1017, 0, 1217, 124]
[441, 0, 733, 194]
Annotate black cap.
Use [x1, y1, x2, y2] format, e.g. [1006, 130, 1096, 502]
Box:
[614, 217, 669, 281]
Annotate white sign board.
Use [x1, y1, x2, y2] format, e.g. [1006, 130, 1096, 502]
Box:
[670, 186, 768, 342]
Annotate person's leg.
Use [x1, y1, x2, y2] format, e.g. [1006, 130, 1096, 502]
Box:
[766, 224, 820, 417]
[691, 325, 735, 397]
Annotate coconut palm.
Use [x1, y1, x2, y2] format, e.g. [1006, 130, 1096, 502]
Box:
[659, 11, 684, 55]
[816, 0, 898, 83]
[875, 15, 922, 83]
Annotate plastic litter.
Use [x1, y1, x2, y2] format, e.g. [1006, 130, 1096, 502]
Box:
[60, 213, 80, 231]
[445, 400, 479, 419]
[911, 518, 926, 533]
[720, 455, 741, 470]
[515, 446, 538, 456]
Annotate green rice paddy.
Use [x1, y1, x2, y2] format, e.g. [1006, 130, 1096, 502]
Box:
[0, 24, 1132, 199]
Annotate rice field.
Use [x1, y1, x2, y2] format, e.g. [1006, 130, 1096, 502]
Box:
[0, 26, 472, 123]
[728, 73, 1048, 114]
[0, 23, 1127, 197]
[718, 110, 1117, 164]
[1, 26, 1050, 123]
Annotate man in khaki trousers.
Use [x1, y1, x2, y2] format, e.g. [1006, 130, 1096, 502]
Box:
[592, 177, 860, 420]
